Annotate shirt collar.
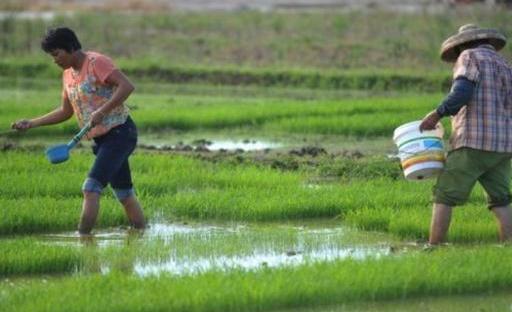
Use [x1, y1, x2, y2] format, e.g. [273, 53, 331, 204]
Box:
[477, 44, 496, 51]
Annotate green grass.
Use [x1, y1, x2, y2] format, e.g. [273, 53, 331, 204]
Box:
[0, 87, 446, 137]
[0, 197, 127, 235]
[0, 58, 451, 91]
[0, 150, 500, 242]
[2, 246, 512, 312]
[0, 238, 82, 276]
[0, 9, 509, 71]
[0, 9, 509, 92]
[345, 201, 498, 242]
[0, 81, 495, 241]
[0, 150, 344, 232]
[1, 8, 510, 309]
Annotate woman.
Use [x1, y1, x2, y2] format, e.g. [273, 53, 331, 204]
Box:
[11, 27, 145, 234]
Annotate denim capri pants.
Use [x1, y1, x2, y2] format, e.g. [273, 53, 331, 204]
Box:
[82, 116, 137, 201]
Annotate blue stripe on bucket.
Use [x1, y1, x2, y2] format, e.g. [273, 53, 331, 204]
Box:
[397, 136, 442, 149]
[422, 139, 443, 149]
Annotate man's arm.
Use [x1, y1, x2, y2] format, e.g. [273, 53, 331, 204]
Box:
[420, 77, 475, 131]
[436, 77, 475, 117]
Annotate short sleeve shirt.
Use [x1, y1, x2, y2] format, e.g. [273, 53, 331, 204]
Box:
[62, 51, 129, 139]
[450, 45, 512, 152]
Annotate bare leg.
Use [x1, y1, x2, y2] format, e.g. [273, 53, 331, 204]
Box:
[429, 203, 453, 245]
[79, 191, 101, 235]
[491, 205, 512, 242]
[120, 195, 145, 229]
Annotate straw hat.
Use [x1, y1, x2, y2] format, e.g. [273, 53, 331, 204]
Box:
[440, 24, 506, 62]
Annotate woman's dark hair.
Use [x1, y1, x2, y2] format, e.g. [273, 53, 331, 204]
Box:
[41, 27, 82, 53]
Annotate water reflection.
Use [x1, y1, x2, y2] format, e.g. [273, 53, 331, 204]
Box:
[42, 227, 145, 247]
[133, 245, 391, 277]
[40, 221, 401, 277]
[140, 139, 281, 152]
[205, 140, 280, 151]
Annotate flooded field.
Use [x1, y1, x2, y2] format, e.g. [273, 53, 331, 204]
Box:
[1, 83, 510, 311]
[37, 221, 400, 276]
[139, 138, 281, 152]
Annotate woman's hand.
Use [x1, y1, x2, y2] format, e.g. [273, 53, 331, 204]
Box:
[90, 110, 106, 126]
[11, 119, 33, 131]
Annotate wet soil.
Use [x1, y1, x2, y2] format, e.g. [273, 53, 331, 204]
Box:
[1, 137, 401, 180]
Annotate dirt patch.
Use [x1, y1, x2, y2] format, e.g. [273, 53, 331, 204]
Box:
[1, 141, 17, 151]
[1, 140, 399, 179]
[289, 146, 327, 157]
[135, 142, 378, 178]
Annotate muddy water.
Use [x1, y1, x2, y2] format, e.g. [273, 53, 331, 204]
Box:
[203, 139, 281, 151]
[139, 138, 281, 152]
[40, 221, 406, 276]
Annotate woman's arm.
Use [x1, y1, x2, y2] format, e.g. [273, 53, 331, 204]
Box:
[89, 69, 134, 126]
[11, 95, 74, 130]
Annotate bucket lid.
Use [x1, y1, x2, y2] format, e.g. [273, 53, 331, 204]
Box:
[393, 120, 443, 143]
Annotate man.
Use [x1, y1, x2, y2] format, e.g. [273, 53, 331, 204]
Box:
[420, 24, 512, 245]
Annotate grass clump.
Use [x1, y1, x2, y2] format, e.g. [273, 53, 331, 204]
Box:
[0, 238, 82, 276]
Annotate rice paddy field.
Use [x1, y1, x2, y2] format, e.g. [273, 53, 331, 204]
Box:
[2, 4, 512, 311]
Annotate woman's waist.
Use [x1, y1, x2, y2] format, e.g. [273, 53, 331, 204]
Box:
[91, 115, 136, 142]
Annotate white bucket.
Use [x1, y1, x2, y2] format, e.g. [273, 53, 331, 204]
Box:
[393, 120, 445, 180]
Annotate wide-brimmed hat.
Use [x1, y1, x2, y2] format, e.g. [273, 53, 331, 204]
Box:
[440, 24, 506, 62]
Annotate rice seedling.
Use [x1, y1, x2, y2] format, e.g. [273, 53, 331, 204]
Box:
[0, 238, 82, 276]
[0, 87, 445, 138]
[274, 290, 512, 312]
[1, 7, 510, 310]
[2, 246, 512, 312]
[0, 197, 127, 235]
[0, 148, 498, 242]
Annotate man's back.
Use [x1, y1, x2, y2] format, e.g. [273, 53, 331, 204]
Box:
[451, 44, 512, 152]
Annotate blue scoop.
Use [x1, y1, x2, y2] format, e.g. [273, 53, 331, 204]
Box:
[45, 124, 92, 164]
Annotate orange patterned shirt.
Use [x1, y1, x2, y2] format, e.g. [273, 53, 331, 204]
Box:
[62, 51, 129, 139]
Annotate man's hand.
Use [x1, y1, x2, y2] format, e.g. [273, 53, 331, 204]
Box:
[11, 119, 33, 131]
[419, 110, 441, 131]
